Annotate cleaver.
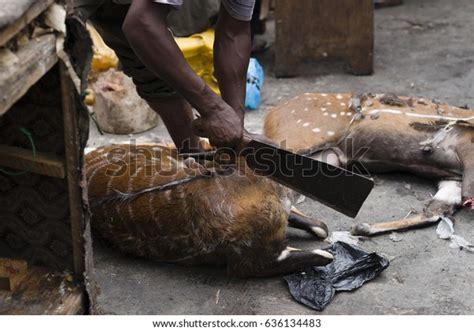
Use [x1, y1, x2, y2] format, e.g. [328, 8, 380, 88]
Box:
[242, 136, 374, 218]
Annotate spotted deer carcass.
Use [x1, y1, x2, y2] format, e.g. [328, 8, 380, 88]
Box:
[85, 144, 332, 277]
[264, 93, 474, 236]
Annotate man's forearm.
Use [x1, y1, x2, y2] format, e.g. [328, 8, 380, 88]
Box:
[122, 0, 244, 148]
[122, 0, 223, 116]
[214, 4, 252, 121]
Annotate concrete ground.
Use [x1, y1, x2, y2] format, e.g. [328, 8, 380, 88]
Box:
[89, 0, 474, 314]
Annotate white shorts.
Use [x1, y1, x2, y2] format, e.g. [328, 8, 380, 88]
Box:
[113, 0, 256, 21]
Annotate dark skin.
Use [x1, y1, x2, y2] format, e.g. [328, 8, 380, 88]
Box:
[122, 0, 251, 151]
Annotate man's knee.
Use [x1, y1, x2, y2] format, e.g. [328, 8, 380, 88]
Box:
[130, 73, 180, 100]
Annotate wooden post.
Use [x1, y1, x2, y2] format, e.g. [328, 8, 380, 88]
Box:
[275, 0, 374, 77]
[59, 60, 86, 279]
[347, 0, 374, 75]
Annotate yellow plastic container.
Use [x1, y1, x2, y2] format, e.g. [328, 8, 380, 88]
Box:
[87, 23, 119, 75]
[86, 25, 220, 106]
[175, 29, 220, 94]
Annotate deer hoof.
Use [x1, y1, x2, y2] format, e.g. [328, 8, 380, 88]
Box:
[464, 198, 474, 210]
[351, 222, 372, 236]
[311, 249, 334, 265]
[308, 220, 328, 239]
[310, 226, 328, 239]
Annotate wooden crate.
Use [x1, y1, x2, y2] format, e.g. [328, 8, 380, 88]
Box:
[0, 0, 93, 314]
[275, 0, 374, 77]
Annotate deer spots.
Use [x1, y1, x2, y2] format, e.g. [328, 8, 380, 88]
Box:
[291, 110, 295, 114]
[264, 92, 356, 151]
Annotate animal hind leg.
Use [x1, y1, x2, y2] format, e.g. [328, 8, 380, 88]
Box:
[351, 180, 462, 236]
[288, 207, 328, 239]
[457, 141, 474, 210]
[230, 246, 334, 278]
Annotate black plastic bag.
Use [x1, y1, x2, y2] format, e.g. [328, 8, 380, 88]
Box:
[284, 241, 390, 311]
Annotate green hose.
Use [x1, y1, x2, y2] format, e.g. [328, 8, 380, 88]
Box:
[0, 127, 37, 176]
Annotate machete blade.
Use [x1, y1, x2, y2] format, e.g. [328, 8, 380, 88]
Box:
[244, 140, 374, 218]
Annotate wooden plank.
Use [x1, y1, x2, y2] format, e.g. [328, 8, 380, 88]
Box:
[0, 144, 66, 178]
[0, 0, 54, 47]
[0, 266, 85, 315]
[60, 60, 86, 278]
[0, 259, 28, 292]
[0, 34, 58, 116]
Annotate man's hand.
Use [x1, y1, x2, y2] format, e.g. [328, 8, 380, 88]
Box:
[192, 104, 243, 148]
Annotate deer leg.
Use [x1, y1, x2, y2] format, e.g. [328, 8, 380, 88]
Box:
[288, 207, 328, 239]
[232, 247, 334, 278]
[256, 247, 334, 277]
[351, 214, 438, 236]
[351, 180, 462, 236]
[457, 142, 474, 210]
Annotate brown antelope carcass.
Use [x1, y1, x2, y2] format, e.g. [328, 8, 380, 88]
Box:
[264, 93, 474, 236]
[85, 144, 333, 277]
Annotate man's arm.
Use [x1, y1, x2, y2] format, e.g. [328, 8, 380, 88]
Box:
[213, 3, 252, 122]
[122, 0, 243, 148]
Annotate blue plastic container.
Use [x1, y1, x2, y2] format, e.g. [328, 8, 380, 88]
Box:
[245, 58, 264, 110]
